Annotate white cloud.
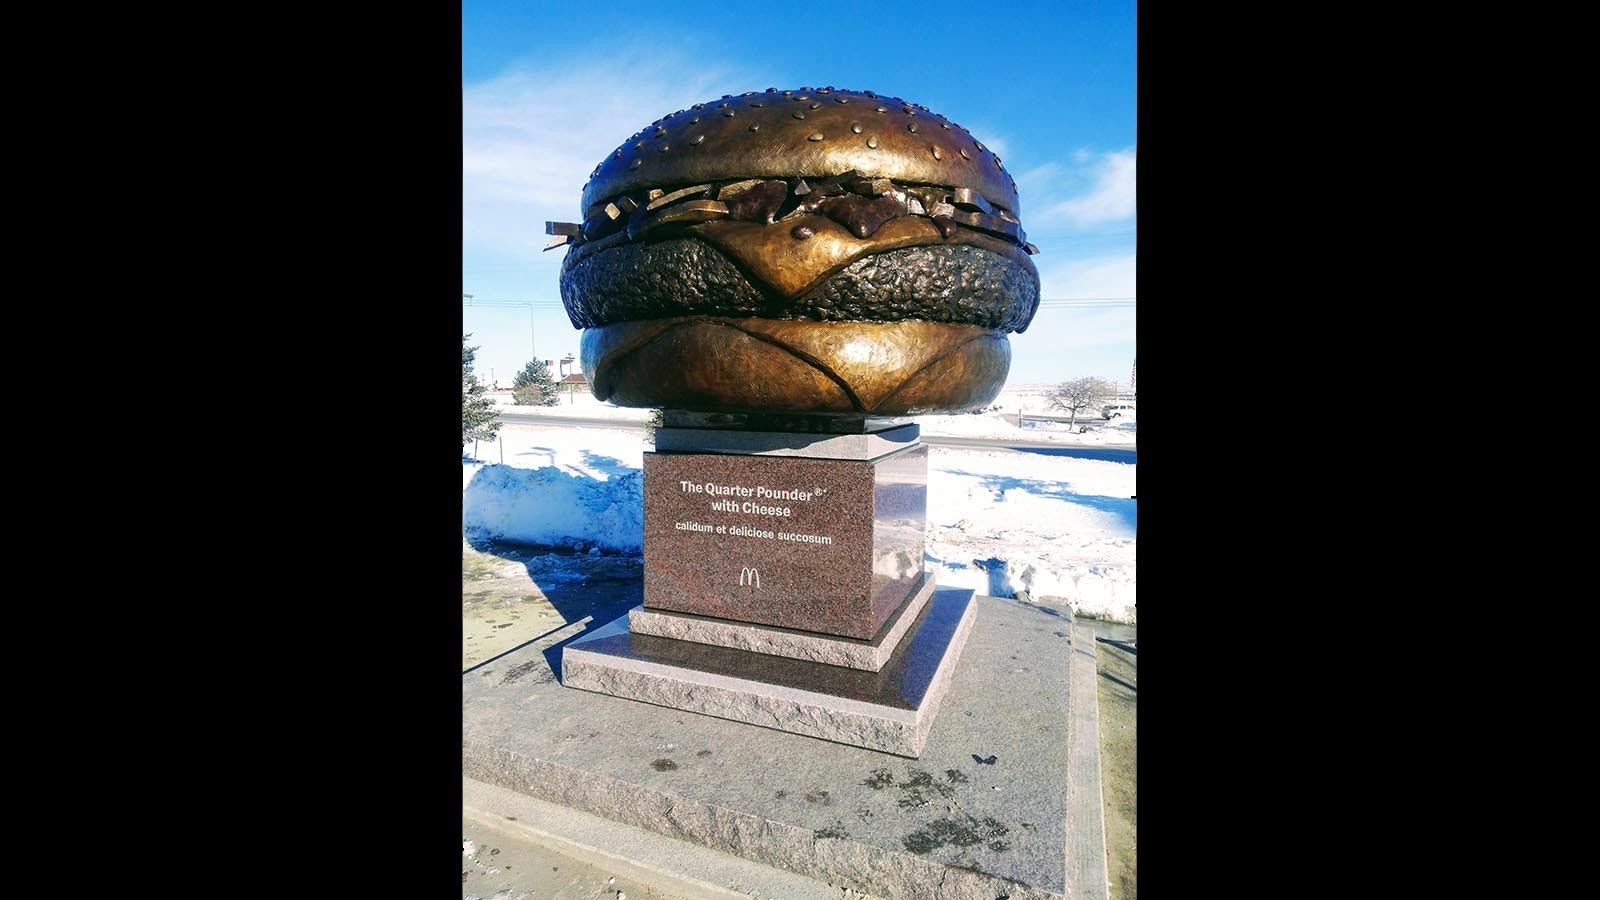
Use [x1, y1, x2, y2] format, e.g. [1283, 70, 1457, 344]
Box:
[463, 54, 767, 258]
[1036, 253, 1136, 300]
[1013, 162, 1064, 204]
[1035, 148, 1136, 227]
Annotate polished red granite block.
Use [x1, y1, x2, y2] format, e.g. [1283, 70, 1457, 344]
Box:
[643, 444, 926, 640]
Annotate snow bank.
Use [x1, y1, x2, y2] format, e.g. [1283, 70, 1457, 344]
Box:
[462, 419, 1138, 623]
[489, 391, 654, 421]
[463, 464, 643, 552]
[923, 451, 1137, 622]
[927, 552, 1137, 624]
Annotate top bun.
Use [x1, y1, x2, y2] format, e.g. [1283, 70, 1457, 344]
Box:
[580, 86, 1020, 220]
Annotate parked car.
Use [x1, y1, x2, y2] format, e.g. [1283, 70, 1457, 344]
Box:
[1101, 403, 1137, 419]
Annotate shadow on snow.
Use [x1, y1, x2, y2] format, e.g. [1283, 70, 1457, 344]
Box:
[939, 469, 1137, 532]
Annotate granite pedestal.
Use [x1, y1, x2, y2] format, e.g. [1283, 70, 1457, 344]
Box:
[641, 439, 927, 639]
[560, 415, 973, 756]
[565, 585, 971, 757]
[627, 570, 936, 670]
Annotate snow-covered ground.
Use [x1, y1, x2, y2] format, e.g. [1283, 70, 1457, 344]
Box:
[492, 390, 654, 421]
[463, 407, 1136, 623]
[490, 386, 1137, 446]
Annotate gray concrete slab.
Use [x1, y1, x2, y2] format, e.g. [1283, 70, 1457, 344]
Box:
[463, 593, 1102, 899]
[465, 777, 853, 899]
[1067, 623, 1110, 900]
[627, 572, 935, 671]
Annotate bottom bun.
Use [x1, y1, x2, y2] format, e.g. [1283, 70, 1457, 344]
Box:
[581, 317, 1010, 415]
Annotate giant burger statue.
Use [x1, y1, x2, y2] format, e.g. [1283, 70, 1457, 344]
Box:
[547, 87, 1042, 759]
[546, 86, 1039, 414]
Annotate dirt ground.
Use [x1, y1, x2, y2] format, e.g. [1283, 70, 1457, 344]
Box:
[462, 540, 1135, 898]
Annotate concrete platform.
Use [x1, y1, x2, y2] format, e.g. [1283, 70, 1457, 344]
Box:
[564, 585, 972, 757]
[463, 594, 1107, 899]
[464, 777, 852, 899]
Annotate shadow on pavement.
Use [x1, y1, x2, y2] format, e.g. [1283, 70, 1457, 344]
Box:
[464, 536, 643, 683]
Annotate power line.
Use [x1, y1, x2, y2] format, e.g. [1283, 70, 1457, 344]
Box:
[462, 297, 541, 356]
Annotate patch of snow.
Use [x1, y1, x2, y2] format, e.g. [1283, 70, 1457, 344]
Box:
[918, 412, 1135, 445]
[464, 464, 644, 553]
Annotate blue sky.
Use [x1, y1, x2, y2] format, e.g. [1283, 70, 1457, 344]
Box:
[462, 0, 1135, 391]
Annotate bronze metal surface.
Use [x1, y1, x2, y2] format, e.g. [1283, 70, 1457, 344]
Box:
[550, 87, 1038, 416]
[626, 199, 730, 240]
[689, 214, 1024, 300]
[558, 233, 1038, 333]
[581, 318, 1010, 414]
[578, 89, 1020, 219]
[555, 169, 1027, 252]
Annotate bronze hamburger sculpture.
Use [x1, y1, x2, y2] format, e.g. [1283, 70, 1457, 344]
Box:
[546, 86, 1040, 415]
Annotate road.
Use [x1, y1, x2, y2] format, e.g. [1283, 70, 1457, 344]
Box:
[1020, 413, 1118, 424]
[495, 410, 1136, 463]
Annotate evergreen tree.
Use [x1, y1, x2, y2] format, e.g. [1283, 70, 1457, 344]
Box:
[511, 358, 560, 407]
[642, 408, 664, 446]
[462, 333, 501, 450]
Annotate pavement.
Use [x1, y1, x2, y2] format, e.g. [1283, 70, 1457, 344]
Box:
[462, 539, 1135, 899]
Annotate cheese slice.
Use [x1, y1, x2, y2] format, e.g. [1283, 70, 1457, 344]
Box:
[690, 214, 1027, 299]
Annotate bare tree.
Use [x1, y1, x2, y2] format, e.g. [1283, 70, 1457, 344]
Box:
[1049, 377, 1116, 428]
